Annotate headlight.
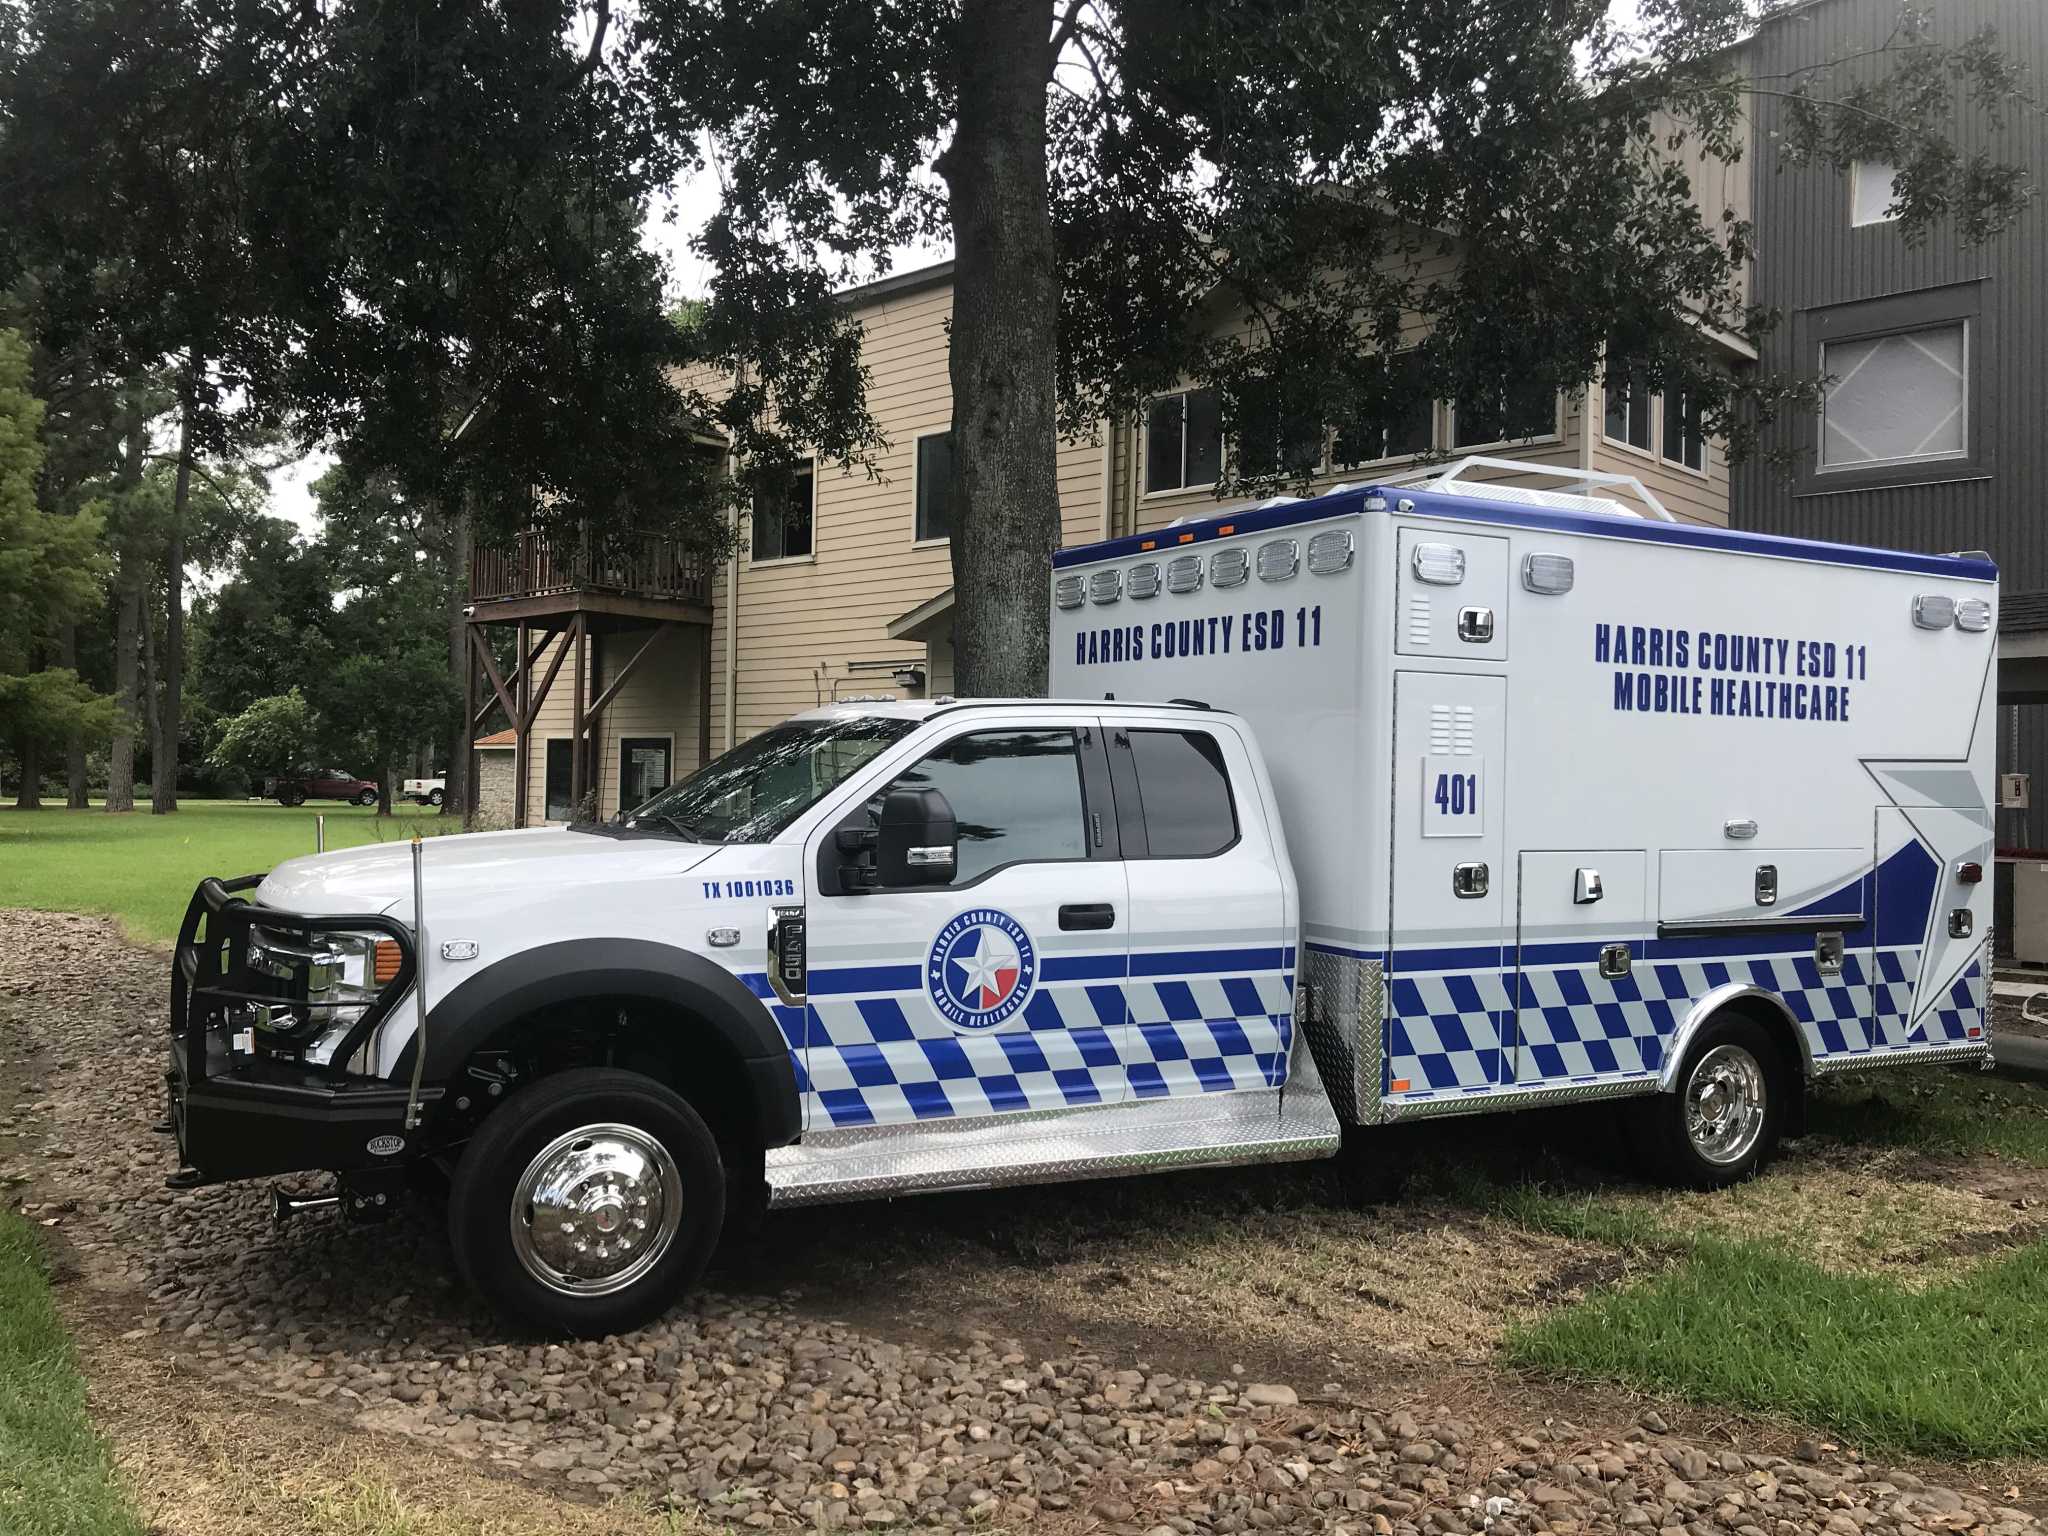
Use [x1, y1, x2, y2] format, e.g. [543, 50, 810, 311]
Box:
[247, 927, 402, 1031]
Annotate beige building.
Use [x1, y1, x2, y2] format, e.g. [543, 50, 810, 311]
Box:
[468, 212, 1753, 826]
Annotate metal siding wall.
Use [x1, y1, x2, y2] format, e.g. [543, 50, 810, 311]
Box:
[1735, 0, 2047, 847]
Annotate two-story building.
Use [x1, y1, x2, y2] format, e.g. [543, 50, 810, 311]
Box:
[1729, 0, 2046, 852]
[466, 139, 1752, 827]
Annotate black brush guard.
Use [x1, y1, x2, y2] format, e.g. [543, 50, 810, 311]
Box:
[167, 875, 442, 1183]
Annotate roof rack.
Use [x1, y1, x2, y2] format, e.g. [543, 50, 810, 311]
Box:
[1379, 455, 1677, 523]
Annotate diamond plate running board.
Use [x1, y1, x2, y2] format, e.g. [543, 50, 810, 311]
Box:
[764, 1038, 1343, 1208]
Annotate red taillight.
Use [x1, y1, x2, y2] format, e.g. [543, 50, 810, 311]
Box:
[1956, 861, 1984, 884]
[373, 940, 402, 984]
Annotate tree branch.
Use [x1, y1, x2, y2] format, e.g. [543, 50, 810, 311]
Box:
[558, 0, 612, 89]
[1047, 0, 1086, 78]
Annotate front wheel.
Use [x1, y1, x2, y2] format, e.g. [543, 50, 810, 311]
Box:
[355, 788, 377, 807]
[447, 1068, 725, 1336]
[1636, 1014, 1784, 1189]
[427, 787, 444, 807]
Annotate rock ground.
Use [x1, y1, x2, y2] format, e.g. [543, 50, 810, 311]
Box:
[2, 907, 2041, 1535]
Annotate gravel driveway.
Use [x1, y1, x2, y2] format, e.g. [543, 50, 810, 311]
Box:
[1, 907, 2040, 1536]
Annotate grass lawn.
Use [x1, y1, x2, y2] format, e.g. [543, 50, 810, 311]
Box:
[0, 800, 465, 948]
[1484, 1067, 2048, 1460]
[1507, 1226, 2048, 1460]
[0, 1211, 142, 1536]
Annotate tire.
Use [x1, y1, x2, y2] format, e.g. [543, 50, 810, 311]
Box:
[1637, 1013, 1785, 1190]
[280, 786, 306, 807]
[447, 1067, 726, 1336]
[356, 789, 377, 807]
[427, 788, 445, 807]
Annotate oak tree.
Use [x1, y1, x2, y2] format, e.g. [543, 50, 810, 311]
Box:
[640, 0, 2028, 695]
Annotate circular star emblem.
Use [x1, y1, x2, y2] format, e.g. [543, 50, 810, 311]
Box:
[926, 908, 1038, 1031]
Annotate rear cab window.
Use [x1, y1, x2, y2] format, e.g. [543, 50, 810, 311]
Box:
[1113, 727, 1239, 858]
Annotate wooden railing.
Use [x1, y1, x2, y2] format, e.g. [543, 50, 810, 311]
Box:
[470, 528, 712, 607]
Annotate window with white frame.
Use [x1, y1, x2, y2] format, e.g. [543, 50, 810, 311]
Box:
[1851, 161, 1902, 227]
[914, 431, 953, 542]
[1144, 387, 1223, 493]
[1602, 353, 1653, 452]
[750, 462, 814, 561]
[1660, 391, 1704, 471]
[1333, 352, 1433, 466]
[1820, 323, 1967, 470]
[1453, 376, 1556, 448]
[1235, 375, 1324, 478]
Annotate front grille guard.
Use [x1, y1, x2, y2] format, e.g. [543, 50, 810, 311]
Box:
[172, 875, 416, 1084]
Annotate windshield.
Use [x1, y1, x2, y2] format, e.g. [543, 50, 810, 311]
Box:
[618, 715, 915, 843]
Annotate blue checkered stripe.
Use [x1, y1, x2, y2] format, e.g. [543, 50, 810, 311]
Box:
[1912, 955, 1986, 1046]
[1386, 969, 1511, 1093]
[1382, 944, 1983, 1103]
[742, 952, 1293, 1129]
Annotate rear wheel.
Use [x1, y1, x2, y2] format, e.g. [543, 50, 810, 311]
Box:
[448, 1067, 725, 1336]
[427, 787, 444, 807]
[279, 786, 306, 807]
[1638, 1014, 1784, 1189]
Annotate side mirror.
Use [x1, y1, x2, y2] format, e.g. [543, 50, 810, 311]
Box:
[875, 787, 957, 887]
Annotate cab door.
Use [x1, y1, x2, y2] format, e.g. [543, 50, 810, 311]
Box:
[799, 713, 1131, 1129]
[1108, 721, 1293, 1101]
[1385, 672, 1509, 1102]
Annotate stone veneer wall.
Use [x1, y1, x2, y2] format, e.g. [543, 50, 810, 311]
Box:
[473, 747, 516, 830]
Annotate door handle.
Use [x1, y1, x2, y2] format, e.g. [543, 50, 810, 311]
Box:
[1451, 862, 1489, 899]
[1059, 902, 1117, 931]
[1599, 942, 1632, 979]
[1574, 868, 1603, 904]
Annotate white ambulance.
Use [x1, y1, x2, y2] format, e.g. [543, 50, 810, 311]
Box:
[166, 460, 1995, 1335]
[1050, 458, 1996, 1159]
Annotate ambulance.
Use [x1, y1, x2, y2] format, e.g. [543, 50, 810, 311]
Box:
[166, 459, 1995, 1335]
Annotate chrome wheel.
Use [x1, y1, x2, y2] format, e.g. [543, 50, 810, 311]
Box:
[1684, 1043, 1767, 1166]
[510, 1123, 683, 1297]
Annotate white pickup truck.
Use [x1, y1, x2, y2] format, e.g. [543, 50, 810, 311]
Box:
[165, 465, 1994, 1337]
[401, 775, 445, 806]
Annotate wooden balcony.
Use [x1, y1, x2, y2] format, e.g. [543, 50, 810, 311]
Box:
[469, 528, 713, 625]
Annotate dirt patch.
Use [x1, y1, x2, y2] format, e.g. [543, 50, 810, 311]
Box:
[10, 906, 2048, 1534]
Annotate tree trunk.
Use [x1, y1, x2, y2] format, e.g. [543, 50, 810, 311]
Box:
[444, 498, 473, 819]
[15, 738, 41, 809]
[141, 587, 161, 794]
[941, 0, 1063, 699]
[377, 766, 393, 817]
[57, 623, 89, 807]
[153, 372, 196, 815]
[106, 573, 140, 813]
[104, 408, 148, 814]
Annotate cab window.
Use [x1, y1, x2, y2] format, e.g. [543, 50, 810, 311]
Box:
[1128, 729, 1238, 857]
[886, 729, 1087, 884]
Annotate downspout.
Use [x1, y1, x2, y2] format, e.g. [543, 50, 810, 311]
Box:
[724, 502, 740, 752]
[1097, 417, 1114, 540]
[1580, 355, 1598, 477]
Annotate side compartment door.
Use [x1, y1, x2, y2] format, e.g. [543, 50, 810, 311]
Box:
[1513, 852, 1654, 1085]
[1385, 672, 1509, 1103]
[799, 717, 1132, 1129]
[1873, 805, 1993, 1050]
[1108, 722, 1293, 1101]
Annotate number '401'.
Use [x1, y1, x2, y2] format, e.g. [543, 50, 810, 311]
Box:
[1433, 772, 1478, 816]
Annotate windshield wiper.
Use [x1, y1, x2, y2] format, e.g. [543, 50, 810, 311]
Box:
[653, 811, 717, 842]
